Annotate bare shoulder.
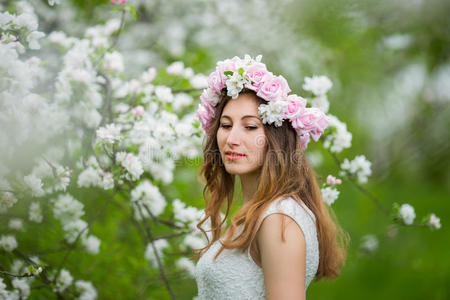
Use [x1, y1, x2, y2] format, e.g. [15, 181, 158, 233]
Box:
[257, 213, 306, 299]
[257, 212, 306, 253]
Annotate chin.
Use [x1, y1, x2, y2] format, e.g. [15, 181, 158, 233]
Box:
[224, 164, 258, 176]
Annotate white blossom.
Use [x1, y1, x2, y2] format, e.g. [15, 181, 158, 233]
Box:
[172, 199, 203, 225]
[29, 202, 43, 223]
[63, 219, 88, 244]
[428, 213, 441, 229]
[26, 31, 45, 50]
[183, 234, 206, 250]
[382, 33, 412, 50]
[258, 100, 288, 127]
[155, 86, 174, 103]
[53, 194, 85, 222]
[302, 75, 333, 96]
[0, 192, 18, 213]
[0, 278, 8, 299]
[77, 167, 102, 188]
[116, 152, 144, 181]
[12, 278, 30, 299]
[340, 155, 371, 183]
[15, 13, 38, 31]
[226, 72, 246, 99]
[321, 187, 339, 205]
[175, 257, 196, 277]
[82, 235, 101, 255]
[152, 123, 175, 143]
[166, 61, 184, 75]
[0, 235, 18, 252]
[141, 67, 157, 83]
[55, 269, 73, 293]
[48, 0, 61, 7]
[360, 234, 378, 254]
[323, 114, 352, 153]
[75, 280, 97, 300]
[310, 94, 330, 113]
[8, 218, 23, 231]
[24, 174, 45, 197]
[96, 123, 121, 144]
[10, 260, 25, 274]
[101, 172, 114, 190]
[172, 93, 193, 112]
[53, 165, 71, 192]
[131, 180, 167, 220]
[147, 159, 174, 184]
[103, 51, 124, 73]
[399, 203, 416, 225]
[190, 74, 208, 89]
[183, 67, 194, 79]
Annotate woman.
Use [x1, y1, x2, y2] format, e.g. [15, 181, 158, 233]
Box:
[192, 55, 349, 300]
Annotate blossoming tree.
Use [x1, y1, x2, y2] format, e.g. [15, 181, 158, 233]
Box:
[0, 0, 442, 299]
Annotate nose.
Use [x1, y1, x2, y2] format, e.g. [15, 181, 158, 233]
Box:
[226, 126, 242, 146]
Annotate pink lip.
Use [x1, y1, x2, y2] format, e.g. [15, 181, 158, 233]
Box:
[225, 154, 245, 160]
[225, 151, 246, 161]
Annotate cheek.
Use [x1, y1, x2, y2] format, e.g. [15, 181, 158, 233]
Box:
[216, 131, 226, 150]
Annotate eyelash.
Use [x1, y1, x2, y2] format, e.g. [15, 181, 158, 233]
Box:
[220, 124, 258, 130]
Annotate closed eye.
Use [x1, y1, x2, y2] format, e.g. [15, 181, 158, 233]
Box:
[219, 124, 258, 130]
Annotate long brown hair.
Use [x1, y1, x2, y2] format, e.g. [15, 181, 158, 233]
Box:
[192, 90, 349, 281]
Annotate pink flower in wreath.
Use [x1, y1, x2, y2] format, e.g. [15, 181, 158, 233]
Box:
[196, 102, 216, 131]
[284, 94, 307, 120]
[207, 70, 225, 95]
[245, 64, 271, 92]
[293, 108, 329, 141]
[256, 74, 291, 102]
[216, 57, 239, 79]
[197, 90, 218, 130]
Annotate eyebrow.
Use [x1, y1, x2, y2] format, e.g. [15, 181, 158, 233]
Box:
[220, 115, 261, 121]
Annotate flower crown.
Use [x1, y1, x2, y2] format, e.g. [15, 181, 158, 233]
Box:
[196, 54, 329, 150]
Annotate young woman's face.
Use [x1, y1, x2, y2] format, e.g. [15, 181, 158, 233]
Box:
[216, 93, 267, 177]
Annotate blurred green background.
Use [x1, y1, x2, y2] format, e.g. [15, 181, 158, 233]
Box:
[3, 0, 449, 299]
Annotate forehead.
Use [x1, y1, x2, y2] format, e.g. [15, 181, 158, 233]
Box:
[221, 94, 260, 118]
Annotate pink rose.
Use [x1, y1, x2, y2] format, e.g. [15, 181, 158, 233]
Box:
[292, 108, 328, 141]
[245, 64, 271, 92]
[216, 57, 238, 80]
[256, 74, 291, 102]
[207, 70, 225, 95]
[196, 102, 216, 130]
[200, 88, 220, 106]
[307, 109, 328, 141]
[111, 0, 127, 4]
[284, 94, 307, 121]
[200, 93, 216, 114]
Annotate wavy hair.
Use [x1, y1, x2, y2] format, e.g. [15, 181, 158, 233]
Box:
[192, 90, 349, 281]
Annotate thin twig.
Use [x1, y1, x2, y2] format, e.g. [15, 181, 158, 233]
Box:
[154, 231, 190, 241]
[172, 88, 202, 94]
[135, 203, 176, 300]
[94, 10, 126, 69]
[0, 270, 34, 278]
[327, 150, 390, 216]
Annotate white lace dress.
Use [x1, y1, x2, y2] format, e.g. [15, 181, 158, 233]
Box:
[193, 197, 319, 300]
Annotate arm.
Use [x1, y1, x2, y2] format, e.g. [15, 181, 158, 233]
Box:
[257, 213, 307, 300]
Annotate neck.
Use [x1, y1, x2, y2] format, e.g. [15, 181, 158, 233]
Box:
[239, 171, 260, 205]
